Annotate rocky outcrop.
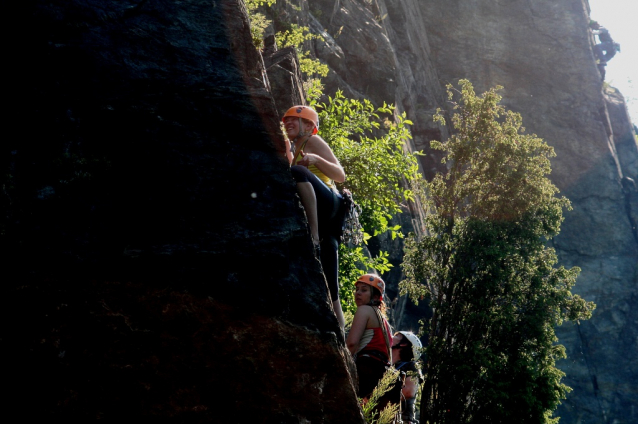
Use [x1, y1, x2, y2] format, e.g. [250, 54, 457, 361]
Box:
[263, 45, 306, 117]
[6, 0, 637, 422]
[605, 87, 638, 244]
[5, 1, 362, 421]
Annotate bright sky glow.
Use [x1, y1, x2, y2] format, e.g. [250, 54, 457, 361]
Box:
[588, 0, 638, 124]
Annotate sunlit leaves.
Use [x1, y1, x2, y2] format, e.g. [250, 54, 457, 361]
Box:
[360, 368, 401, 424]
[314, 91, 423, 314]
[400, 80, 595, 423]
[245, 0, 276, 50]
[431, 80, 565, 225]
[315, 91, 421, 235]
[276, 23, 329, 102]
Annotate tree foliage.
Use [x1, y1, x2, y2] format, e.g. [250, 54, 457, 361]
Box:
[315, 91, 419, 233]
[275, 23, 328, 101]
[360, 368, 401, 424]
[246, 1, 327, 100]
[247, 2, 424, 315]
[313, 91, 422, 313]
[245, 0, 275, 50]
[400, 80, 595, 424]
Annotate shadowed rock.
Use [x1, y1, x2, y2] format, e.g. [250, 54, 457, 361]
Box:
[5, 0, 362, 421]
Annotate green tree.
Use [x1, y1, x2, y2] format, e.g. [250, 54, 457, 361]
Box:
[248, 2, 423, 314]
[246, 2, 327, 100]
[313, 91, 422, 313]
[400, 80, 595, 424]
[245, 0, 275, 50]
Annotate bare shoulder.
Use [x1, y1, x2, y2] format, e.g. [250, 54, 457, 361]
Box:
[311, 134, 327, 143]
[306, 134, 329, 150]
[356, 305, 380, 326]
[354, 305, 373, 318]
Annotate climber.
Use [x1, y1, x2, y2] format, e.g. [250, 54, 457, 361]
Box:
[392, 331, 424, 424]
[346, 274, 402, 414]
[591, 22, 620, 67]
[284, 105, 346, 329]
[594, 41, 620, 63]
[592, 24, 613, 44]
[593, 40, 620, 82]
[590, 23, 619, 82]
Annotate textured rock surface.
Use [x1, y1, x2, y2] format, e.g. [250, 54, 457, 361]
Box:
[308, 0, 450, 179]
[263, 45, 306, 118]
[6, 0, 637, 422]
[5, 1, 362, 421]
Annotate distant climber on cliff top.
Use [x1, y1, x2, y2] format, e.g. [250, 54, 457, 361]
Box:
[590, 21, 620, 62]
[593, 40, 620, 81]
[589, 21, 620, 81]
[590, 21, 613, 42]
[594, 40, 620, 63]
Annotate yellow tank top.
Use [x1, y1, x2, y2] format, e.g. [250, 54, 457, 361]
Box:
[294, 156, 336, 190]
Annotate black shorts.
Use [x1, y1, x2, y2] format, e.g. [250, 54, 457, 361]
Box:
[291, 165, 344, 301]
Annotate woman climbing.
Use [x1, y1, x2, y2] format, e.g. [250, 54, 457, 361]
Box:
[283, 105, 346, 329]
[346, 273, 399, 409]
[392, 331, 424, 424]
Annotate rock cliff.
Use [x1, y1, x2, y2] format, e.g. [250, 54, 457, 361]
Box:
[418, 2, 637, 422]
[5, 0, 637, 423]
[269, 0, 637, 422]
[6, 1, 361, 421]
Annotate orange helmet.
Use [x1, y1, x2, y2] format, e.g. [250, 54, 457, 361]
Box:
[282, 105, 319, 135]
[356, 274, 386, 299]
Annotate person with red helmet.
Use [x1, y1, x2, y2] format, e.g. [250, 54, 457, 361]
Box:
[346, 273, 400, 411]
[283, 105, 346, 329]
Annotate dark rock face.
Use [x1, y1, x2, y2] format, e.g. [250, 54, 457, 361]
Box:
[6, 0, 638, 422]
[308, 0, 450, 179]
[5, 1, 362, 421]
[263, 46, 306, 117]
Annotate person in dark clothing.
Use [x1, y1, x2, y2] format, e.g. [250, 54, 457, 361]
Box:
[591, 22, 620, 63]
[594, 26, 613, 43]
[597, 61, 607, 81]
[594, 41, 620, 63]
[590, 22, 620, 81]
[392, 331, 424, 424]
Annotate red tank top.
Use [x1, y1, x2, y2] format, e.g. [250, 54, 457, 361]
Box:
[360, 319, 392, 359]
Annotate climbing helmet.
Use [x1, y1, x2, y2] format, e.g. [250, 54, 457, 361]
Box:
[283, 105, 319, 135]
[356, 274, 385, 299]
[396, 331, 423, 360]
